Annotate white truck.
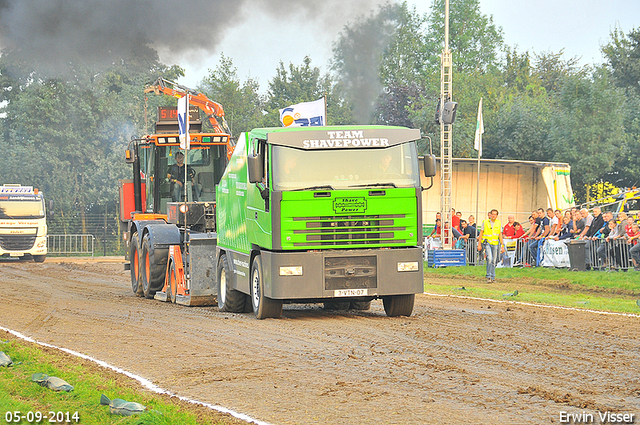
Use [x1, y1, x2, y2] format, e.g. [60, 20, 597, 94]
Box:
[0, 184, 48, 262]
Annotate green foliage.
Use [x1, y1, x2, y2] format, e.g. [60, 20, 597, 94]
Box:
[602, 27, 640, 93]
[198, 54, 266, 136]
[0, 50, 184, 230]
[376, 3, 432, 128]
[1, 3, 640, 226]
[579, 181, 621, 205]
[424, 0, 504, 73]
[266, 56, 351, 126]
[548, 68, 625, 196]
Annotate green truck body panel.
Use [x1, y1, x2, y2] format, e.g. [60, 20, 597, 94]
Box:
[279, 188, 418, 250]
[216, 125, 424, 301]
[216, 134, 253, 255]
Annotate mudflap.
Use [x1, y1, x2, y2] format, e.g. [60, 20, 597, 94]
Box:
[178, 232, 217, 306]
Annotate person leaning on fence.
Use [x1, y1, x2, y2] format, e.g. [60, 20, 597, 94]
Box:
[572, 209, 585, 237]
[628, 222, 640, 270]
[503, 215, 516, 237]
[597, 219, 619, 268]
[529, 209, 550, 267]
[550, 209, 563, 237]
[527, 210, 543, 265]
[553, 216, 573, 241]
[428, 218, 442, 239]
[477, 209, 504, 283]
[513, 222, 525, 238]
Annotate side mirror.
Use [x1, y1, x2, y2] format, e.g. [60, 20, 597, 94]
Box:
[423, 154, 436, 177]
[47, 200, 54, 219]
[247, 153, 264, 184]
[441, 102, 458, 125]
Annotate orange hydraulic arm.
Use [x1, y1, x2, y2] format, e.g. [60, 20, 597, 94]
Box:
[144, 78, 234, 157]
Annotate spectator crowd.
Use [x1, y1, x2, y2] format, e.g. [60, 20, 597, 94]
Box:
[426, 207, 640, 271]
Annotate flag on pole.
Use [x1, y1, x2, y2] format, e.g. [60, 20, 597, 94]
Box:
[178, 94, 190, 149]
[474, 98, 484, 157]
[279, 98, 326, 127]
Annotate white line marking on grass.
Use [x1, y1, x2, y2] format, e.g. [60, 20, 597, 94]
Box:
[423, 292, 640, 318]
[0, 326, 272, 425]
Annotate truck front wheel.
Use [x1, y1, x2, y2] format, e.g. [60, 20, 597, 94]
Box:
[217, 254, 248, 313]
[33, 255, 46, 263]
[130, 232, 143, 297]
[382, 294, 415, 317]
[251, 255, 282, 319]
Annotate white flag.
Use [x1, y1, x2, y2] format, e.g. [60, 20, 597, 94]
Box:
[474, 98, 484, 157]
[279, 98, 326, 127]
[178, 94, 189, 149]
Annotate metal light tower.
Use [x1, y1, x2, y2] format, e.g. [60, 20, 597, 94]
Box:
[440, 0, 453, 248]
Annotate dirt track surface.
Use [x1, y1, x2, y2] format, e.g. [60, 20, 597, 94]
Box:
[1, 258, 639, 424]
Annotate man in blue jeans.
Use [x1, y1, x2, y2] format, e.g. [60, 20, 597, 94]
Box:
[477, 209, 505, 283]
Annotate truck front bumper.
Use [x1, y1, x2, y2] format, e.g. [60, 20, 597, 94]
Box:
[260, 247, 423, 300]
[0, 235, 47, 258]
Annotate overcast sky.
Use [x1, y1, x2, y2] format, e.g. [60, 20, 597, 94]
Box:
[171, 0, 640, 90]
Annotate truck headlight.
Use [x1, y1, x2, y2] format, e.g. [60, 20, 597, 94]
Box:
[397, 261, 419, 272]
[279, 266, 303, 276]
[37, 240, 46, 248]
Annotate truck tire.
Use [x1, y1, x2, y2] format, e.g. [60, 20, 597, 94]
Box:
[33, 255, 46, 263]
[217, 254, 248, 313]
[140, 233, 165, 299]
[323, 301, 350, 310]
[251, 255, 282, 319]
[382, 294, 415, 317]
[350, 300, 372, 310]
[130, 232, 143, 297]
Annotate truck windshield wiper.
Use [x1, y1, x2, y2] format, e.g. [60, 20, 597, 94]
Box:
[349, 182, 397, 188]
[293, 185, 335, 191]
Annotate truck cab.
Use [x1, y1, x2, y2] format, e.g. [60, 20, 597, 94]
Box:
[0, 184, 47, 262]
[216, 125, 436, 318]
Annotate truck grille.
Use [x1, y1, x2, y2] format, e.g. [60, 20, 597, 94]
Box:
[324, 256, 377, 290]
[0, 235, 36, 251]
[292, 214, 406, 247]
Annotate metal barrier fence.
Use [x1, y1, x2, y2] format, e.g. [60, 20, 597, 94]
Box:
[437, 237, 639, 271]
[587, 238, 636, 271]
[47, 234, 95, 256]
[454, 238, 535, 267]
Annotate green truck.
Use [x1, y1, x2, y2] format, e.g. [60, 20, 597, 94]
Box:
[215, 125, 436, 319]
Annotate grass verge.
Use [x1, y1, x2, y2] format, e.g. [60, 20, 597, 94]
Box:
[424, 264, 640, 314]
[0, 331, 246, 425]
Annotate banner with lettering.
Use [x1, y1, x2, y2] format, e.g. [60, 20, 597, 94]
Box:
[541, 239, 571, 268]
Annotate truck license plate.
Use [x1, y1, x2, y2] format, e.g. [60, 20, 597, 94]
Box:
[334, 289, 368, 297]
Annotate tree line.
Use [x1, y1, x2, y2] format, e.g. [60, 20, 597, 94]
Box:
[0, 0, 638, 233]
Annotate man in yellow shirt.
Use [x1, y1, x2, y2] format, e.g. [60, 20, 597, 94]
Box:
[477, 209, 505, 282]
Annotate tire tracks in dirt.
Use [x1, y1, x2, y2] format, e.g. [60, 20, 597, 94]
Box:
[0, 259, 639, 424]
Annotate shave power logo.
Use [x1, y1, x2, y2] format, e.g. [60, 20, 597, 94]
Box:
[333, 197, 367, 214]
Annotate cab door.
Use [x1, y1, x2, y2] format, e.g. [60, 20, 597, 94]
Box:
[246, 138, 272, 249]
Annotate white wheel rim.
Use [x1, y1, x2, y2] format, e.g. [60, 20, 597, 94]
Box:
[219, 266, 226, 304]
[252, 268, 260, 309]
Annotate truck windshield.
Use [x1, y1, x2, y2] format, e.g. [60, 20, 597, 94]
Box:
[271, 143, 420, 191]
[0, 197, 45, 219]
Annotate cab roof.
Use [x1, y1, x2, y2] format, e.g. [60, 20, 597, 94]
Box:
[248, 125, 421, 150]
